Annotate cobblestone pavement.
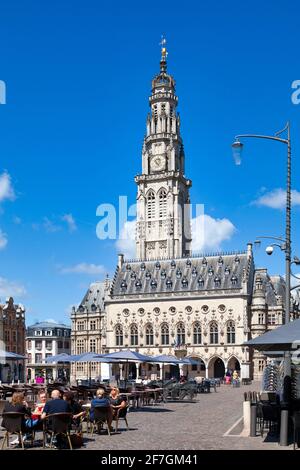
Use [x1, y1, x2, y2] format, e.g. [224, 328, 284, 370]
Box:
[0, 383, 294, 450]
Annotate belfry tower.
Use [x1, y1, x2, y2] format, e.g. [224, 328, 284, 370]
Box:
[135, 39, 192, 260]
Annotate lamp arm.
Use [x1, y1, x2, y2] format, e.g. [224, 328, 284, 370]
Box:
[256, 235, 286, 243]
[235, 134, 288, 145]
[290, 284, 300, 292]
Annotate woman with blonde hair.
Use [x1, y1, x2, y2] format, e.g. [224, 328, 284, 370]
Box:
[109, 386, 127, 416]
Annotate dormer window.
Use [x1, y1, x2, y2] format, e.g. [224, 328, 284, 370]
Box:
[130, 272, 137, 280]
[202, 257, 207, 266]
[160, 270, 167, 279]
[235, 256, 240, 264]
[150, 279, 157, 289]
[224, 266, 230, 275]
[176, 269, 182, 279]
[145, 271, 151, 280]
[121, 280, 127, 291]
[126, 264, 131, 271]
[91, 304, 97, 312]
[170, 260, 176, 269]
[231, 275, 238, 285]
[135, 279, 142, 290]
[218, 256, 223, 266]
[214, 276, 221, 287]
[208, 267, 214, 276]
[140, 263, 146, 271]
[186, 259, 191, 267]
[155, 262, 161, 270]
[166, 278, 173, 289]
[181, 277, 188, 288]
[198, 276, 204, 287]
[192, 267, 198, 277]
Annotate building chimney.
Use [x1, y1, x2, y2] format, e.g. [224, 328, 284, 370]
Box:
[247, 243, 253, 257]
[118, 253, 124, 269]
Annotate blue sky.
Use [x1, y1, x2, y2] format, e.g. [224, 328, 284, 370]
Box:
[0, 0, 299, 326]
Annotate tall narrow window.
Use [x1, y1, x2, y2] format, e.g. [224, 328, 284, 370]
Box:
[227, 321, 235, 344]
[159, 189, 167, 218]
[161, 323, 169, 345]
[130, 325, 138, 346]
[147, 190, 155, 220]
[145, 324, 154, 346]
[89, 339, 96, 352]
[193, 322, 202, 345]
[210, 322, 218, 344]
[176, 323, 185, 346]
[115, 324, 123, 346]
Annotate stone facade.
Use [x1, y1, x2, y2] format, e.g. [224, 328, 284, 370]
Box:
[0, 297, 26, 355]
[71, 47, 298, 382]
[26, 321, 71, 382]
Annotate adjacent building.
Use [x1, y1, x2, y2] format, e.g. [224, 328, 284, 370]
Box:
[0, 297, 26, 382]
[26, 321, 71, 382]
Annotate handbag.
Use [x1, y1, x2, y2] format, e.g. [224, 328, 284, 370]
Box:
[70, 432, 83, 448]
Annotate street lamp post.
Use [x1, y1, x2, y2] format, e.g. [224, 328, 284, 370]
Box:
[232, 122, 293, 446]
[232, 122, 292, 323]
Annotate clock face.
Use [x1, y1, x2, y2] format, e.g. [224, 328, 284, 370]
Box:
[151, 155, 166, 172]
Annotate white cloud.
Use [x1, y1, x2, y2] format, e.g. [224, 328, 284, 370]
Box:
[43, 217, 61, 233]
[61, 213, 77, 233]
[253, 188, 300, 209]
[13, 216, 22, 225]
[191, 214, 236, 252]
[60, 263, 106, 275]
[0, 277, 26, 298]
[0, 229, 8, 250]
[116, 220, 136, 259]
[0, 172, 15, 202]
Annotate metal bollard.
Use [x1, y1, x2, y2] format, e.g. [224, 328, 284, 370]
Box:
[250, 403, 257, 437]
[279, 409, 289, 446]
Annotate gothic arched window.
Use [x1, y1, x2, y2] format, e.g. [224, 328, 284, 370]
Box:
[227, 321, 235, 344]
[145, 324, 154, 346]
[161, 323, 169, 345]
[176, 322, 185, 346]
[130, 324, 138, 346]
[115, 324, 123, 347]
[147, 190, 156, 220]
[159, 189, 167, 218]
[210, 322, 219, 344]
[193, 322, 202, 345]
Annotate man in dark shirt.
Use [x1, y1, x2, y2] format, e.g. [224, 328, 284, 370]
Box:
[42, 389, 71, 417]
[41, 389, 72, 448]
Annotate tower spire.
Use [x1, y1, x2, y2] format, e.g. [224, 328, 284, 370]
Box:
[159, 35, 168, 72]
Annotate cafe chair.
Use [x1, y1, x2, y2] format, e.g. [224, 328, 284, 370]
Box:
[90, 407, 112, 436]
[1, 412, 26, 450]
[43, 412, 73, 450]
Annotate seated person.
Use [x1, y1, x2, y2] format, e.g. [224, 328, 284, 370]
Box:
[26, 390, 47, 431]
[41, 389, 72, 448]
[109, 387, 127, 416]
[90, 388, 113, 431]
[63, 391, 85, 428]
[41, 389, 72, 418]
[2, 392, 31, 444]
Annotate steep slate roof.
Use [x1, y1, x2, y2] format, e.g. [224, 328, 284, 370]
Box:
[28, 321, 70, 329]
[111, 251, 253, 297]
[77, 281, 107, 313]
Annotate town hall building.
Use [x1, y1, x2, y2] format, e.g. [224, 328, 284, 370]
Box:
[71, 44, 293, 382]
